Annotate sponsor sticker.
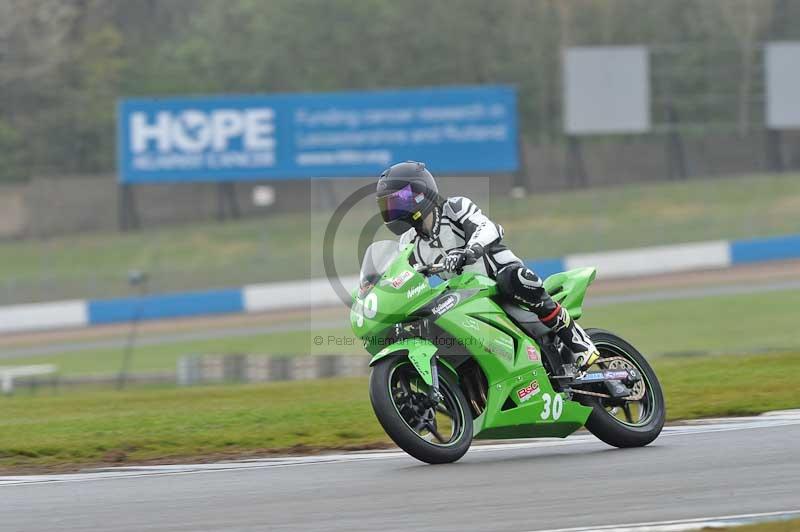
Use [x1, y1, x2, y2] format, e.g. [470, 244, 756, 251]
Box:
[406, 283, 427, 299]
[517, 380, 540, 402]
[431, 294, 459, 316]
[526, 345, 540, 362]
[389, 270, 413, 289]
[580, 370, 630, 382]
[603, 370, 630, 380]
[486, 336, 514, 361]
[414, 192, 425, 204]
[463, 317, 481, 332]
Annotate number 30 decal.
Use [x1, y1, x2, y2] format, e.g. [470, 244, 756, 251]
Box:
[539, 393, 563, 421]
[354, 293, 378, 327]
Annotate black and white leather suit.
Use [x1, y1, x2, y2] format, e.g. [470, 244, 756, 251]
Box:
[401, 196, 556, 316]
[402, 196, 596, 360]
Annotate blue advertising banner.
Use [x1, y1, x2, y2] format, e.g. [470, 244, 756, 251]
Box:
[117, 85, 518, 183]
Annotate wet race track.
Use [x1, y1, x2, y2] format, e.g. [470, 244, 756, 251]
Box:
[2, 411, 799, 532]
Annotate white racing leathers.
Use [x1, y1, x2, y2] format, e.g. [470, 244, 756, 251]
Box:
[399, 196, 521, 279]
[400, 196, 598, 364]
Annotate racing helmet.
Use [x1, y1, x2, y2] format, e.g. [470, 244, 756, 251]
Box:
[376, 161, 439, 235]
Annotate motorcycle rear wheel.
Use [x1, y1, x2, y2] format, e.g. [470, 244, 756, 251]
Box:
[579, 328, 665, 448]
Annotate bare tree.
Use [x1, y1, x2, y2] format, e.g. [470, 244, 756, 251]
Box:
[0, 0, 78, 91]
[717, 0, 774, 135]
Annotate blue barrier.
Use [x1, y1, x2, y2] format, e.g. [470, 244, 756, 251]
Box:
[730, 234, 800, 264]
[525, 258, 567, 280]
[13, 233, 800, 333]
[88, 288, 244, 325]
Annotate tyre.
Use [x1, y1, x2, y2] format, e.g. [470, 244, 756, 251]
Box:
[579, 328, 665, 448]
[369, 356, 473, 464]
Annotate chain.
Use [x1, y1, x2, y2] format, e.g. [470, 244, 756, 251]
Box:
[568, 388, 612, 399]
[569, 386, 646, 401]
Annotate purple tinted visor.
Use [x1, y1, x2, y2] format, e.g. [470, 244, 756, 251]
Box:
[378, 184, 419, 223]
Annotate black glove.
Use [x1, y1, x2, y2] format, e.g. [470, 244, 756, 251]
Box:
[443, 249, 467, 272]
[443, 244, 484, 273]
[463, 243, 484, 266]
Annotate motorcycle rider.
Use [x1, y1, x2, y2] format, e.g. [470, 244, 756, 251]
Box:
[376, 160, 599, 370]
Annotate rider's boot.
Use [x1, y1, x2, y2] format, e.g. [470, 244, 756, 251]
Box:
[542, 305, 600, 370]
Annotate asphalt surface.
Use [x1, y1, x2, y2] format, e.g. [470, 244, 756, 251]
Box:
[2, 412, 799, 532]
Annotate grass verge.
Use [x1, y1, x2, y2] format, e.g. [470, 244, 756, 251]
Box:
[1, 351, 798, 472]
[2, 172, 800, 303]
[712, 518, 800, 531]
[3, 287, 799, 376]
[0, 328, 352, 376]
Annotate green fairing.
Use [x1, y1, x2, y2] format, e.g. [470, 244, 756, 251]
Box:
[351, 245, 448, 355]
[369, 338, 458, 386]
[435, 298, 591, 439]
[543, 267, 596, 320]
[353, 243, 595, 440]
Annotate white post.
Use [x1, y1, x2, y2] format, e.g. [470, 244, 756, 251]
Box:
[1, 374, 13, 395]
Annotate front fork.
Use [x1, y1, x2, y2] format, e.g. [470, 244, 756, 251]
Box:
[369, 337, 449, 406]
[428, 355, 443, 405]
[392, 321, 443, 404]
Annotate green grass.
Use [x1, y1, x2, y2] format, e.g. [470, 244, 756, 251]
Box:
[2, 172, 800, 303]
[498, 172, 800, 256]
[658, 352, 800, 420]
[0, 328, 353, 376]
[0, 378, 379, 471]
[713, 518, 800, 531]
[585, 288, 800, 356]
[4, 288, 799, 377]
[1, 351, 798, 472]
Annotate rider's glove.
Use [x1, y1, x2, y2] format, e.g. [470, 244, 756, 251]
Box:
[463, 243, 484, 266]
[443, 249, 467, 273]
[443, 244, 484, 273]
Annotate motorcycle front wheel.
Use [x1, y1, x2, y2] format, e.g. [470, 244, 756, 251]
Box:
[369, 356, 473, 464]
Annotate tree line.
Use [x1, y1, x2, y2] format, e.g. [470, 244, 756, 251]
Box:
[0, 0, 796, 182]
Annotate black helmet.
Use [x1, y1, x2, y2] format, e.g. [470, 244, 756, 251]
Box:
[376, 161, 439, 235]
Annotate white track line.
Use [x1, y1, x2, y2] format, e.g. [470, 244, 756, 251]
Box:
[529, 509, 800, 532]
[1, 410, 799, 487]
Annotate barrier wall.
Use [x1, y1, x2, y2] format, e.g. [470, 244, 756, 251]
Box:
[3, 233, 799, 334]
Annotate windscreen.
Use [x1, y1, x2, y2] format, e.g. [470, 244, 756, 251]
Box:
[359, 240, 401, 297]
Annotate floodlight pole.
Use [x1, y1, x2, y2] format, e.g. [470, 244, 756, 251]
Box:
[664, 102, 687, 180]
[514, 133, 529, 193]
[117, 271, 149, 390]
[118, 184, 140, 231]
[765, 130, 784, 173]
[216, 182, 241, 221]
[565, 136, 588, 188]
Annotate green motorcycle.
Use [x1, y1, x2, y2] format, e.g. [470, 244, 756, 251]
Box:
[351, 241, 665, 464]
